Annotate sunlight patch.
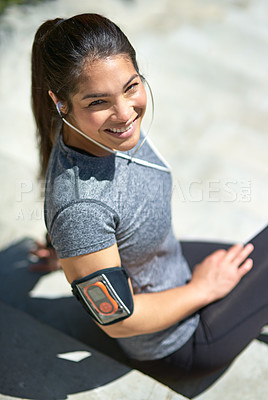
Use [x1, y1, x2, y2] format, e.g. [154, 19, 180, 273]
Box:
[57, 351, 92, 362]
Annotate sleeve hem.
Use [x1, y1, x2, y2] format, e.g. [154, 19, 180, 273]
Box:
[57, 238, 116, 259]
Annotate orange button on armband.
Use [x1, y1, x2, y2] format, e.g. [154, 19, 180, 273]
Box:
[99, 301, 113, 313]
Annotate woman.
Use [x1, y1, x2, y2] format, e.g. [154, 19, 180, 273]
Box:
[31, 13, 267, 394]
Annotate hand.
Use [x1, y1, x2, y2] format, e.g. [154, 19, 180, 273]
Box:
[190, 243, 254, 304]
[29, 240, 61, 272]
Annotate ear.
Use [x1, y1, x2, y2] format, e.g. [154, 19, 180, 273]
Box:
[48, 90, 68, 114]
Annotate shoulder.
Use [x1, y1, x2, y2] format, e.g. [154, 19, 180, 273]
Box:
[48, 200, 119, 258]
[45, 136, 122, 257]
[45, 134, 118, 222]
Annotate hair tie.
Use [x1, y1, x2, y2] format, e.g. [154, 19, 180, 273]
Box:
[55, 18, 65, 26]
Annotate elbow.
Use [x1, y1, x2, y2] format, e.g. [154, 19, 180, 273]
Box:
[100, 317, 137, 339]
[106, 329, 125, 339]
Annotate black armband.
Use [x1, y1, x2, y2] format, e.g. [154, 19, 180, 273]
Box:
[71, 267, 134, 325]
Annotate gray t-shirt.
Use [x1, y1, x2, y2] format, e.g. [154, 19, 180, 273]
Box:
[45, 133, 199, 360]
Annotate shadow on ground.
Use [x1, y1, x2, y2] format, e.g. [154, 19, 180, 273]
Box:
[0, 238, 237, 399]
[0, 238, 133, 399]
[0, 302, 130, 400]
[0, 238, 129, 362]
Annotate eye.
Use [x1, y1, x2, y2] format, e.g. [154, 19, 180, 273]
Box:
[125, 82, 139, 93]
[88, 99, 106, 107]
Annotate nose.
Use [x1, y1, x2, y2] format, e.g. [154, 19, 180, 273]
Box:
[111, 97, 133, 123]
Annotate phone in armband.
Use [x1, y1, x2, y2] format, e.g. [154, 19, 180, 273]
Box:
[72, 268, 133, 325]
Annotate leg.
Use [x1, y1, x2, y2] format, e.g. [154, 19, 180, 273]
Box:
[129, 240, 234, 380]
[131, 226, 268, 389]
[173, 225, 268, 373]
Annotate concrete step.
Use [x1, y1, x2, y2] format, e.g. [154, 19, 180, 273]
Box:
[0, 302, 187, 400]
[0, 237, 267, 399]
[0, 238, 191, 399]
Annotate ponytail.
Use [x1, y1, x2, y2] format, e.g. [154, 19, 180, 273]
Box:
[31, 19, 62, 178]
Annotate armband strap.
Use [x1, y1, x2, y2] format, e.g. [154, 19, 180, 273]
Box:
[71, 267, 133, 325]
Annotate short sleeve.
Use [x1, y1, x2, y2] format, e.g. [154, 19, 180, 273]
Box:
[49, 200, 119, 258]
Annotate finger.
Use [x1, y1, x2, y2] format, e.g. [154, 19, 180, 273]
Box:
[224, 243, 244, 262]
[237, 258, 253, 278]
[29, 242, 46, 254]
[207, 248, 227, 261]
[28, 262, 51, 272]
[29, 261, 61, 272]
[30, 248, 51, 258]
[33, 240, 47, 249]
[234, 243, 254, 267]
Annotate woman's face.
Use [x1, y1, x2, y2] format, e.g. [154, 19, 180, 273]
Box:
[63, 55, 147, 155]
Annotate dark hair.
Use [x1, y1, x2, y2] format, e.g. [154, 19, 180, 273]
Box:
[31, 13, 140, 177]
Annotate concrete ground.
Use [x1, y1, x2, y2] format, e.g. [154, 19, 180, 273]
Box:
[0, 0, 267, 399]
[0, 301, 186, 400]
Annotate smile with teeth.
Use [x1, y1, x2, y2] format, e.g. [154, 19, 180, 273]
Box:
[106, 120, 134, 134]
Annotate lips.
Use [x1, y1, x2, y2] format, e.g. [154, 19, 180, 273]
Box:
[105, 120, 135, 134]
[104, 116, 138, 138]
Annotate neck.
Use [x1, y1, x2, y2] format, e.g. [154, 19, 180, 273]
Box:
[62, 120, 113, 157]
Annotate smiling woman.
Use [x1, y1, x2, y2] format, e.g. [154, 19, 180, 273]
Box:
[49, 56, 147, 155]
[32, 13, 143, 175]
[30, 12, 268, 397]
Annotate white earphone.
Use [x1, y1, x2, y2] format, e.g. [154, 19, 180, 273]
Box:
[56, 101, 64, 118]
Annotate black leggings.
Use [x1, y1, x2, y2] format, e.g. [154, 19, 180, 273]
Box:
[130, 225, 268, 389]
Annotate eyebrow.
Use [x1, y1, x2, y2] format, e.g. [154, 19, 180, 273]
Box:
[80, 74, 139, 101]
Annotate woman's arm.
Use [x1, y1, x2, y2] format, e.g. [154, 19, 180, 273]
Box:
[60, 242, 254, 338]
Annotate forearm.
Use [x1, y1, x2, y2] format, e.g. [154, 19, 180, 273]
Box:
[101, 282, 209, 338]
[100, 243, 254, 338]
